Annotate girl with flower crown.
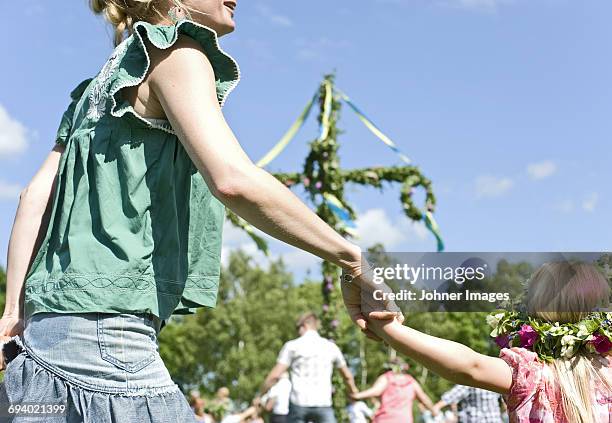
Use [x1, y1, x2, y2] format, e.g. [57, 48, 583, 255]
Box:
[343, 261, 612, 423]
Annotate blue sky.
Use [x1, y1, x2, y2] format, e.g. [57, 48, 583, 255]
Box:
[1, 0, 610, 282]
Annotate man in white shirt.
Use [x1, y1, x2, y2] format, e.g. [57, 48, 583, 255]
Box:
[259, 312, 358, 423]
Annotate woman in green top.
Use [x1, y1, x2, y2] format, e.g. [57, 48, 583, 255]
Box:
[0, 0, 400, 421]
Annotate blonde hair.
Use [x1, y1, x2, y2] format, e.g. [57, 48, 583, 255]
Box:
[526, 261, 612, 423]
[90, 0, 172, 46]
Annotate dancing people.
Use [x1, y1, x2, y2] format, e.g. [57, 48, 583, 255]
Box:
[259, 312, 361, 423]
[351, 358, 436, 423]
[433, 385, 504, 423]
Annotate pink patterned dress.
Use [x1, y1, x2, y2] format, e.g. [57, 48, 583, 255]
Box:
[373, 371, 416, 423]
[499, 347, 612, 423]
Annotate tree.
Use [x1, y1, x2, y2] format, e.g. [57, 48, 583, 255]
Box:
[159, 249, 324, 405]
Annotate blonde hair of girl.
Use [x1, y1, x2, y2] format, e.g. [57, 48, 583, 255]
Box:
[526, 261, 612, 423]
[90, 0, 199, 46]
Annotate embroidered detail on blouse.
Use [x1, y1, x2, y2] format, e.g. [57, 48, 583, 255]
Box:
[87, 39, 130, 120]
[25, 273, 219, 294]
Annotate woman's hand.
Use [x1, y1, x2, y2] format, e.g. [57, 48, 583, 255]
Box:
[0, 315, 24, 371]
[341, 258, 404, 342]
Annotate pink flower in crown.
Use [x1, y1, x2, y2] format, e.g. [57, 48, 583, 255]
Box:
[495, 334, 511, 349]
[315, 181, 323, 189]
[589, 333, 612, 354]
[518, 324, 538, 349]
[322, 304, 330, 312]
[302, 177, 310, 187]
[331, 319, 339, 328]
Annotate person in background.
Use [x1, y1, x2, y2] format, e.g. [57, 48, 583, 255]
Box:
[262, 371, 291, 423]
[346, 397, 374, 423]
[433, 385, 503, 423]
[259, 312, 359, 423]
[421, 401, 459, 423]
[215, 387, 235, 414]
[220, 397, 262, 423]
[499, 398, 509, 423]
[189, 390, 202, 411]
[216, 387, 232, 405]
[351, 359, 437, 423]
[189, 394, 214, 423]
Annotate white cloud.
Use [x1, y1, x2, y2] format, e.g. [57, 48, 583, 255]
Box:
[375, 0, 516, 12]
[353, 208, 428, 249]
[554, 199, 574, 214]
[582, 192, 599, 212]
[295, 37, 351, 61]
[0, 104, 28, 158]
[475, 175, 514, 198]
[554, 193, 600, 214]
[221, 219, 321, 275]
[256, 4, 293, 27]
[276, 250, 322, 270]
[0, 180, 23, 200]
[526, 160, 557, 180]
[24, 3, 45, 16]
[220, 207, 432, 275]
[442, 0, 514, 12]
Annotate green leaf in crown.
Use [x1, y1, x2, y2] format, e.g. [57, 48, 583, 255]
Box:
[487, 309, 612, 362]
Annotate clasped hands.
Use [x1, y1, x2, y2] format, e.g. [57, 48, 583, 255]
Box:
[341, 258, 404, 342]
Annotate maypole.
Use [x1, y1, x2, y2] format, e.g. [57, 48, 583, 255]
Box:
[226, 72, 444, 418]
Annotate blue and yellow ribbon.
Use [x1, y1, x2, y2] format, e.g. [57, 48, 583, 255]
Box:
[318, 80, 333, 141]
[256, 90, 319, 168]
[424, 210, 444, 252]
[335, 88, 413, 165]
[322, 192, 359, 238]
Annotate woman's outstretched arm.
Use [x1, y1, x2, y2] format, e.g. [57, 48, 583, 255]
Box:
[144, 35, 401, 337]
[147, 36, 361, 271]
[367, 317, 513, 394]
[1, 144, 64, 331]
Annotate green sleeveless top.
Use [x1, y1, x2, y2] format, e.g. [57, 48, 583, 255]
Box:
[23, 18, 240, 322]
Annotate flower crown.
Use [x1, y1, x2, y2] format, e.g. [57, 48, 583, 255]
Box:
[487, 309, 612, 362]
[486, 262, 612, 362]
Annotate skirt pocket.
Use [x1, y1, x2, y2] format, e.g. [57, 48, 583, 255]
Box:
[96, 313, 158, 373]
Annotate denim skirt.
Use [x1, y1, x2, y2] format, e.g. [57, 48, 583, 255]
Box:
[0, 312, 198, 422]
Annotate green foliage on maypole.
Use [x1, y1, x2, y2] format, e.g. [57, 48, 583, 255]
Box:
[308, 74, 350, 421]
[300, 74, 347, 342]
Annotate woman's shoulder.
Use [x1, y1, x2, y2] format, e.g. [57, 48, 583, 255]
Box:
[93, 18, 240, 133]
[128, 19, 240, 108]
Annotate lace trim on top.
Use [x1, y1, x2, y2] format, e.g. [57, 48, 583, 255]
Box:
[107, 18, 241, 135]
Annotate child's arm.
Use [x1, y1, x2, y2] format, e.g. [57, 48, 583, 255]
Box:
[351, 374, 388, 400]
[368, 317, 512, 394]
